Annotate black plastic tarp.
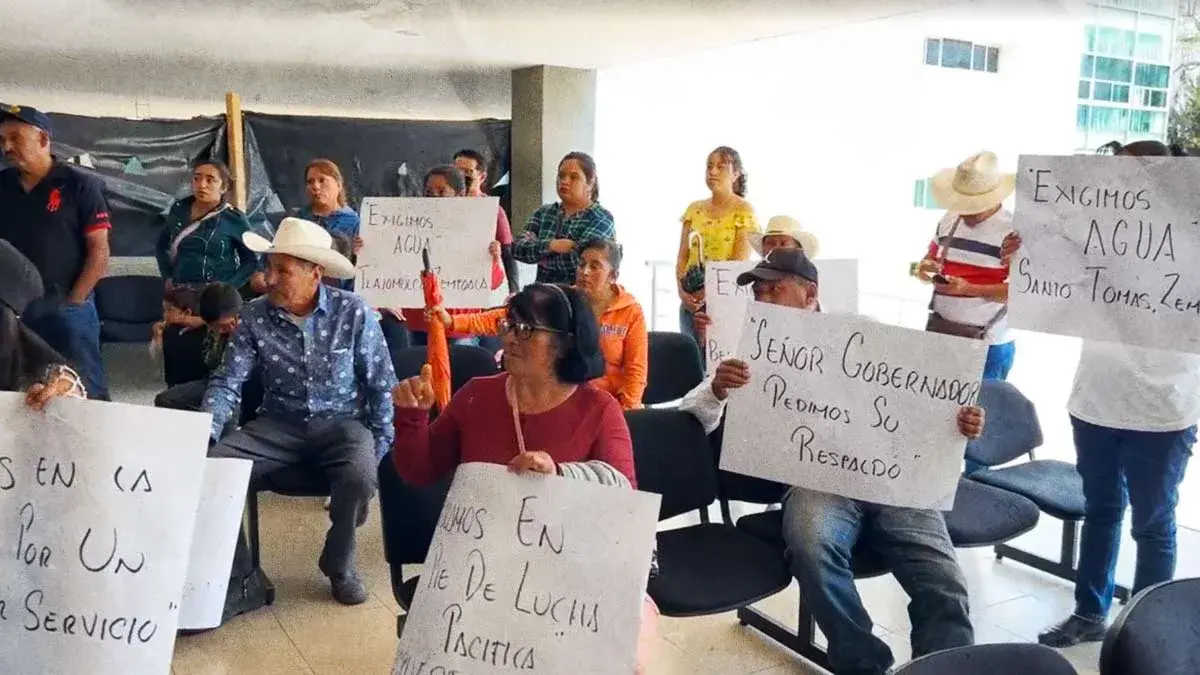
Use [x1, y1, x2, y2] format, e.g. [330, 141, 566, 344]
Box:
[38, 114, 225, 257]
[243, 112, 511, 214]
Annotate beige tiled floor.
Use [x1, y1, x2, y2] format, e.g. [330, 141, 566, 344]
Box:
[171, 491, 1194, 675]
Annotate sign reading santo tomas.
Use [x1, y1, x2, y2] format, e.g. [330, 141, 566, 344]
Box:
[356, 197, 499, 309]
[720, 303, 986, 510]
[1011, 155, 1200, 354]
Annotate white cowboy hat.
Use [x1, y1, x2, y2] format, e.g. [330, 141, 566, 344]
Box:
[930, 151, 1015, 215]
[749, 215, 821, 258]
[243, 217, 356, 279]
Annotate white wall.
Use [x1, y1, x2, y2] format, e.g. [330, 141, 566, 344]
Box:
[0, 49, 511, 120]
[597, 1, 1088, 459]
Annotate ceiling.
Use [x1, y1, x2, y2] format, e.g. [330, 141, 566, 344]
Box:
[2, 0, 955, 72]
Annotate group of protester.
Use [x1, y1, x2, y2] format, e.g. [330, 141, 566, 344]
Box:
[1, 97, 1197, 675]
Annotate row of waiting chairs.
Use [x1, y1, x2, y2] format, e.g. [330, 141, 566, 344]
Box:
[245, 334, 1189, 673]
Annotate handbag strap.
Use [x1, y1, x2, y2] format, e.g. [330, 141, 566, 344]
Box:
[506, 377, 528, 457]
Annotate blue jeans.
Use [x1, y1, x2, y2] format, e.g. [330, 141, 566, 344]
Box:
[781, 488, 972, 675]
[22, 296, 110, 401]
[1071, 416, 1194, 620]
[983, 341, 1016, 381]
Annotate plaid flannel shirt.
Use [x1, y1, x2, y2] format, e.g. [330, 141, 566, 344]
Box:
[512, 202, 615, 284]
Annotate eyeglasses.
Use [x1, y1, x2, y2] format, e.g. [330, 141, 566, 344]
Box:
[497, 318, 563, 340]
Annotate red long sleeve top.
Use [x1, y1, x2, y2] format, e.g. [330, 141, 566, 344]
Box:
[392, 373, 637, 488]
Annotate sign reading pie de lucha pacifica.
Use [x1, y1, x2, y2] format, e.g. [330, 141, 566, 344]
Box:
[1010, 154, 1200, 353]
[392, 463, 660, 675]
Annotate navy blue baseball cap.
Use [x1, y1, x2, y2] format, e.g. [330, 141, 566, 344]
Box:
[0, 103, 52, 136]
[736, 248, 819, 286]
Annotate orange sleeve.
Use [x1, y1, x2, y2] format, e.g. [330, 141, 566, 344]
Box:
[449, 307, 506, 336]
[614, 306, 648, 409]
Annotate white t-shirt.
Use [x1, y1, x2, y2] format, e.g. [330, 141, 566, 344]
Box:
[1069, 341, 1200, 433]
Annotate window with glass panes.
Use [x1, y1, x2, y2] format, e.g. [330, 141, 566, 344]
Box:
[912, 178, 938, 209]
[923, 38, 1000, 73]
[1075, 3, 1174, 146]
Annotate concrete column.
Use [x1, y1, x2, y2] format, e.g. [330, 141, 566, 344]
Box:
[510, 65, 597, 233]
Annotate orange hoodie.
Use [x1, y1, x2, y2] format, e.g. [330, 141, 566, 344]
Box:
[449, 285, 648, 409]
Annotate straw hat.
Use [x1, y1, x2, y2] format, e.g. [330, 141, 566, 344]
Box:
[243, 218, 355, 279]
[749, 215, 821, 258]
[931, 151, 1015, 215]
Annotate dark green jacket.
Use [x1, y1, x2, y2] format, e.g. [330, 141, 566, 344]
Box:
[156, 198, 258, 288]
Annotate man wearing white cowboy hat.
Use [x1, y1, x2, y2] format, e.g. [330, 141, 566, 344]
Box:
[750, 215, 821, 259]
[915, 150, 1017, 382]
[203, 217, 397, 611]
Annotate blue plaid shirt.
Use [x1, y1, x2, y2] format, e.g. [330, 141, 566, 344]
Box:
[513, 202, 615, 284]
[203, 285, 398, 458]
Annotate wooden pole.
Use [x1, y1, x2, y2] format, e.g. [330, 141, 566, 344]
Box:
[225, 91, 247, 211]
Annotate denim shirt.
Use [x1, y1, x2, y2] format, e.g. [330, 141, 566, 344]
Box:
[202, 285, 398, 458]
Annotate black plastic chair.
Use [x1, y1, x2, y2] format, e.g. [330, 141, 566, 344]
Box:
[247, 467, 332, 605]
[391, 344, 499, 391]
[895, 643, 1077, 674]
[377, 451, 450, 637]
[1101, 577, 1200, 675]
[95, 275, 164, 343]
[643, 331, 703, 405]
[625, 408, 791, 617]
[967, 380, 1130, 602]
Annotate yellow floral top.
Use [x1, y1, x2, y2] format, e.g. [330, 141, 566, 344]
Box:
[679, 199, 759, 270]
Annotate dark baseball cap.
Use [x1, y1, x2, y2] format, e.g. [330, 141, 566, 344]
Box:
[0, 103, 53, 136]
[736, 248, 819, 286]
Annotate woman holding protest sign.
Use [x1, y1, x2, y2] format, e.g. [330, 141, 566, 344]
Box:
[391, 282, 658, 672]
[380, 166, 507, 352]
[0, 239, 87, 407]
[427, 238, 649, 408]
[1012, 141, 1200, 649]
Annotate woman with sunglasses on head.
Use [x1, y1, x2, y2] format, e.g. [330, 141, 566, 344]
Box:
[391, 282, 658, 673]
[1, 240, 87, 408]
[428, 238, 648, 408]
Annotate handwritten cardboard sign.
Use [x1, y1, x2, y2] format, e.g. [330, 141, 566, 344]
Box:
[392, 463, 661, 675]
[720, 302, 986, 509]
[357, 196, 499, 308]
[704, 259, 860, 370]
[178, 458, 252, 631]
[0, 394, 211, 675]
[1011, 155, 1200, 353]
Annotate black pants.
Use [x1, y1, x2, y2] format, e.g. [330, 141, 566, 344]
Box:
[162, 325, 209, 386]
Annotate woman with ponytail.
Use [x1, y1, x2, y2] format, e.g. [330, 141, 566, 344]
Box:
[512, 151, 615, 285]
[675, 146, 759, 347]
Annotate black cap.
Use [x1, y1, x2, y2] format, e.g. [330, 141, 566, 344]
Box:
[0, 103, 53, 136]
[736, 248, 819, 286]
[0, 239, 45, 314]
